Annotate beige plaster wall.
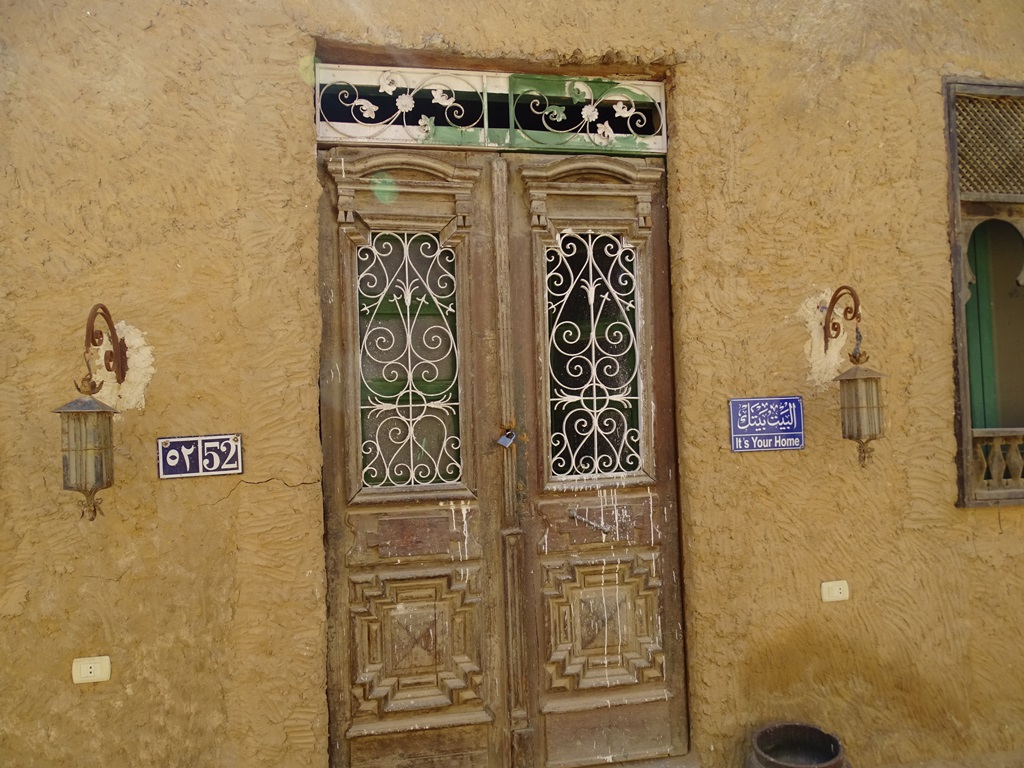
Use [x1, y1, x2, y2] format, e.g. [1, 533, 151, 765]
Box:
[1, 1, 325, 765]
[2, 1, 1024, 767]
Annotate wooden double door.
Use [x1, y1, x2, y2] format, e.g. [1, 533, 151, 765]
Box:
[321, 148, 687, 768]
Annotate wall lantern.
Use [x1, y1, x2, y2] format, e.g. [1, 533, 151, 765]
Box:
[53, 304, 128, 520]
[824, 286, 884, 467]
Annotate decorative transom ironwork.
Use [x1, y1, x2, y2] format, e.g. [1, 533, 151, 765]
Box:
[316, 65, 666, 155]
[546, 231, 641, 479]
[357, 231, 461, 488]
[955, 94, 1024, 197]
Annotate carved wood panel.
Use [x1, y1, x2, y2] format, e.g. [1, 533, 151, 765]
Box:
[349, 726, 491, 768]
[345, 507, 483, 566]
[348, 567, 487, 728]
[542, 555, 665, 693]
[536, 495, 664, 552]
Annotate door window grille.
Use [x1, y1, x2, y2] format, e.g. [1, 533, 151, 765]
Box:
[545, 231, 641, 478]
[357, 231, 461, 487]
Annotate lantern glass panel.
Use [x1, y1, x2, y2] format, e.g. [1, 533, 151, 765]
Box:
[838, 374, 884, 442]
[59, 409, 114, 495]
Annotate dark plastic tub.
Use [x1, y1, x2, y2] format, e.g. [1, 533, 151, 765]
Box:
[746, 722, 849, 768]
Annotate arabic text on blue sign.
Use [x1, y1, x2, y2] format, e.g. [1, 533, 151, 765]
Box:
[729, 396, 804, 452]
[158, 434, 243, 479]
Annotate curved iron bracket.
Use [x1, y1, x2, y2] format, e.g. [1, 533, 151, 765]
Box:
[823, 285, 869, 364]
[75, 304, 128, 395]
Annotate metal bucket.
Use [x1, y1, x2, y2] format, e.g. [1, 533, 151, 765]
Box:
[746, 722, 849, 768]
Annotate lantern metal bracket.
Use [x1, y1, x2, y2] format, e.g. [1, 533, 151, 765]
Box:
[78, 491, 103, 521]
[855, 440, 875, 468]
[75, 304, 128, 395]
[825, 285, 884, 468]
[823, 285, 869, 364]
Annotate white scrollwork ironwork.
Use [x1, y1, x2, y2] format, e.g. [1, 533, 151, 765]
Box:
[317, 67, 488, 146]
[512, 77, 660, 150]
[316, 65, 667, 154]
[358, 232, 461, 487]
[546, 231, 641, 478]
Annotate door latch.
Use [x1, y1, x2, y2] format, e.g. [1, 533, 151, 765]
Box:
[569, 510, 612, 533]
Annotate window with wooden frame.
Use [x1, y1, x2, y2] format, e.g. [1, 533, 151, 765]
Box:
[948, 79, 1024, 505]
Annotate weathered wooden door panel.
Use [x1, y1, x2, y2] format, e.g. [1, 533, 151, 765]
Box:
[322, 150, 505, 768]
[506, 154, 687, 767]
[322, 149, 685, 768]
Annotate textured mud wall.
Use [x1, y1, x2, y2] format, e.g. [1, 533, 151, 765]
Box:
[2, 0, 1024, 767]
[0, 1, 325, 765]
[665, 5, 1024, 767]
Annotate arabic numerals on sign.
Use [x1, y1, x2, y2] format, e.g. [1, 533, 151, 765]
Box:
[158, 434, 243, 479]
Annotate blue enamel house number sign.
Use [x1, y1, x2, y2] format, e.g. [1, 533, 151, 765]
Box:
[729, 397, 804, 452]
[158, 434, 243, 479]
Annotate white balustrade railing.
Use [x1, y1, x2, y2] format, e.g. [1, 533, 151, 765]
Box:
[971, 429, 1024, 498]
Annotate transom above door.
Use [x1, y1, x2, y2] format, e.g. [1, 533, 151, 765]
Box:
[320, 146, 686, 768]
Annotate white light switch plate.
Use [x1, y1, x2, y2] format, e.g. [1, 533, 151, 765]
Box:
[821, 580, 850, 602]
[72, 655, 111, 684]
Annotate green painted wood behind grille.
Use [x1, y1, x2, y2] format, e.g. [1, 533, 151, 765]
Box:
[966, 223, 999, 428]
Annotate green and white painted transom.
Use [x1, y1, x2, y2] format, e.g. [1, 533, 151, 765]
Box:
[315, 64, 666, 155]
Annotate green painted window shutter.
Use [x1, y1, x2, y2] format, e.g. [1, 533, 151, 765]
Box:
[965, 224, 999, 428]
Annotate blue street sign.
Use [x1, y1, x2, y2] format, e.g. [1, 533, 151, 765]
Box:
[729, 396, 804, 452]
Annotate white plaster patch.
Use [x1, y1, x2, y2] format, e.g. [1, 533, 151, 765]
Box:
[88, 320, 155, 411]
[801, 288, 857, 391]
